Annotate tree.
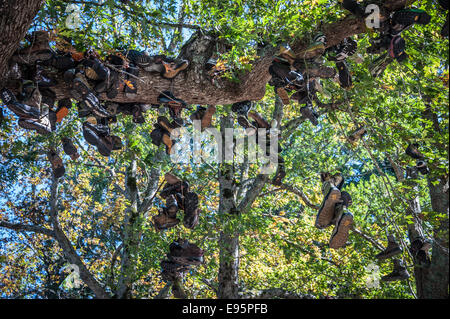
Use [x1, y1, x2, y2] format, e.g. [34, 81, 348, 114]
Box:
[0, 0, 448, 299]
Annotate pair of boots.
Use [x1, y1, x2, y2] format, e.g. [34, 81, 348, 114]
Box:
[160, 239, 204, 297]
[248, 111, 286, 185]
[326, 37, 358, 89]
[405, 143, 429, 175]
[315, 172, 354, 249]
[1, 86, 52, 135]
[410, 237, 432, 267]
[150, 116, 181, 155]
[153, 173, 200, 230]
[190, 105, 216, 131]
[268, 57, 304, 106]
[46, 138, 81, 179]
[291, 81, 320, 126]
[231, 100, 257, 132]
[67, 71, 111, 118]
[123, 50, 189, 79]
[82, 117, 122, 157]
[157, 91, 188, 126]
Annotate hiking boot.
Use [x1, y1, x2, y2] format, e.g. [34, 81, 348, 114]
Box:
[335, 61, 352, 89]
[342, 0, 365, 17]
[77, 101, 92, 118]
[329, 211, 353, 249]
[158, 91, 187, 125]
[18, 105, 52, 135]
[381, 259, 410, 282]
[1, 88, 42, 119]
[150, 125, 164, 147]
[328, 38, 358, 62]
[410, 237, 432, 266]
[165, 172, 183, 185]
[405, 143, 425, 160]
[183, 192, 199, 229]
[302, 32, 327, 59]
[34, 63, 57, 88]
[168, 239, 204, 266]
[71, 73, 93, 101]
[153, 210, 180, 231]
[61, 137, 80, 160]
[369, 53, 394, 78]
[162, 59, 189, 79]
[161, 260, 190, 282]
[300, 105, 319, 126]
[416, 160, 429, 175]
[190, 105, 216, 130]
[348, 126, 367, 143]
[132, 104, 145, 124]
[47, 149, 65, 179]
[56, 98, 72, 123]
[49, 53, 76, 71]
[63, 68, 77, 84]
[86, 94, 110, 118]
[390, 9, 431, 35]
[331, 173, 344, 190]
[160, 181, 190, 199]
[82, 121, 113, 157]
[315, 181, 341, 229]
[158, 116, 182, 138]
[276, 87, 291, 105]
[166, 194, 179, 217]
[375, 235, 402, 260]
[111, 135, 123, 151]
[162, 132, 175, 155]
[232, 101, 256, 133]
[248, 111, 270, 129]
[340, 191, 352, 208]
[388, 36, 407, 62]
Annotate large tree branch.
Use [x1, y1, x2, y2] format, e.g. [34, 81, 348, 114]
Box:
[48, 177, 110, 299]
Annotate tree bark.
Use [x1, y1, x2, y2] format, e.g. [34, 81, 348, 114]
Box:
[217, 114, 240, 299]
[0, 0, 45, 86]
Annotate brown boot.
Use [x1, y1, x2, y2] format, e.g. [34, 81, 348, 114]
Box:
[162, 133, 175, 155]
[375, 235, 402, 260]
[153, 210, 180, 231]
[165, 172, 183, 185]
[168, 239, 204, 266]
[276, 87, 290, 105]
[162, 60, 189, 79]
[47, 149, 65, 178]
[248, 111, 270, 129]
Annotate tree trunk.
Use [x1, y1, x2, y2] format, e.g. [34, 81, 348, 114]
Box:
[421, 176, 449, 299]
[217, 114, 240, 299]
[0, 0, 45, 85]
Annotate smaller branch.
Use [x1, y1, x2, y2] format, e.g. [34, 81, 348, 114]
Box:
[352, 227, 385, 251]
[0, 221, 55, 237]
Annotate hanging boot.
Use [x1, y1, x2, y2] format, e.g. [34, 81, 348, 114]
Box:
[183, 192, 200, 229]
[375, 235, 402, 260]
[62, 137, 80, 160]
[47, 149, 65, 178]
[329, 205, 354, 249]
[381, 259, 410, 281]
[168, 239, 204, 266]
[315, 178, 342, 229]
[232, 101, 256, 133]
